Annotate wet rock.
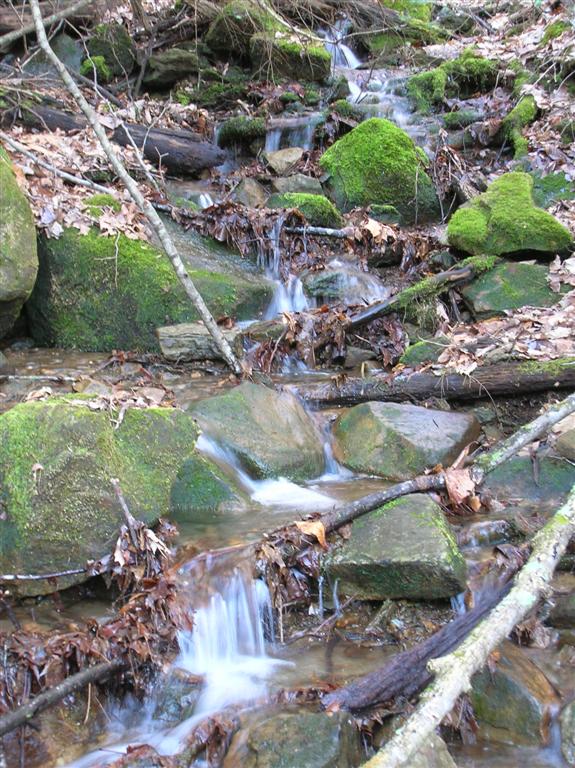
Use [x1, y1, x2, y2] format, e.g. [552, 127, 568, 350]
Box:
[557, 429, 575, 462]
[151, 671, 200, 725]
[548, 592, 575, 629]
[191, 382, 324, 482]
[267, 193, 343, 228]
[400, 335, 449, 366]
[471, 641, 559, 745]
[301, 264, 388, 304]
[271, 173, 323, 196]
[482, 456, 575, 516]
[343, 346, 378, 369]
[324, 494, 466, 600]
[561, 698, 575, 766]
[250, 36, 331, 82]
[0, 397, 199, 596]
[218, 116, 266, 152]
[333, 401, 480, 480]
[157, 322, 241, 362]
[87, 23, 136, 76]
[461, 261, 562, 318]
[410, 733, 458, 767]
[26, 224, 272, 352]
[0, 147, 38, 339]
[448, 172, 573, 257]
[319, 118, 440, 224]
[170, 452, 247, 521]
[233, 177, 268, 208]
[143, 48, 200, 88]
[264, 147, 304, 175]
[224, 709, 362, 768]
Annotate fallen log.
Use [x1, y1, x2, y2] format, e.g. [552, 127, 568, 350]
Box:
[0, 0, 92, 43]
[0, 659, 124, 738]
[9, 104, 226, 176]
[293, 358, 575, 408]
[365, 483, 575, 768]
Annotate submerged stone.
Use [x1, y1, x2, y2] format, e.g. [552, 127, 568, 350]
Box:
[318, 118, 440, 224]
[26, 226, 272, 352]
[191, 382, 324, 482]
[461, 261, 561, 318]
[447, 172, 573, 256]
[0, 398, 199, 596]
[333, 401, 480, 480]
[267, 193, 343, 228]
[471, 641, 559, 746]
[324, 494, 466, 600]
[224, 709, 361, 768]
[0, 147, 38, 339]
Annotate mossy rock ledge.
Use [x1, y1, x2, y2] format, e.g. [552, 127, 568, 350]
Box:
[318, 118, 440, 224]
[267, 193, 343, 228]
[0, 398, 200, 596]
[26, 225, 273, 352]
[333, 401, 481, 480]
[447, 172, 573, 256]
[250, 35, 331, 83]
[191, 382, 325, 482]
[86, 23, 136, 76]
[205, 0, 280, 59]
[324, 494, 467, 600]
[0, 147, 38, 339]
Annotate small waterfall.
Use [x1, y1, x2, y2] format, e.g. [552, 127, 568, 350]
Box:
[264, 115, 323, 152]
[319, 18, 362, 70]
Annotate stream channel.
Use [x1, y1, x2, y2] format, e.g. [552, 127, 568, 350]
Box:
[1, 20, 573, 768]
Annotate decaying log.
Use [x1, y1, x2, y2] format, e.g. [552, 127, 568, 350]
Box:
[0, 0, 92, 46]
[0, 659, 124, 738]
[10, 104, 226, 176]
[157, 323, 241, 362]
[293, 358, 575, 408]
[366, 484, 575, 768]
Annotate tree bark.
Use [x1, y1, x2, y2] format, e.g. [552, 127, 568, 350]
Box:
[363, 484, 575, 768]
[293, 359, 575, 408]
[10, 104, 226, 176]
[0, 659, 124, 738]
[28, 0, 242, 375]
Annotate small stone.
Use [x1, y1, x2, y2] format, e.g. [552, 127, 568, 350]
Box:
[272, 174, 323, 196]
[333, 401, 481, 480]
[324, 494, 467, 600]
[471, 641, 559, 746]
[264, 147, 304, 175]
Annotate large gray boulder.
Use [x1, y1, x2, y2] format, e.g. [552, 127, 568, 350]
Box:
[333, 401, 481, 480]
[324, 494, 466, 600]
[191, 382, 325, 482]
[0, 147, 38, 338]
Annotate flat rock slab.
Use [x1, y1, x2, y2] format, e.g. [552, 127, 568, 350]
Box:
[324, 494, 467, 600]
[272, 173, 324, 196]
[191, 382, 325, 482]
[157, 322, 241, 362]
[333, 401, 481, 480]
[471, 641, 559, 746]
[264, 147, 304, 175]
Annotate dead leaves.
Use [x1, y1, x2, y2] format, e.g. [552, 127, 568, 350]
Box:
[295, 519, 327, 549]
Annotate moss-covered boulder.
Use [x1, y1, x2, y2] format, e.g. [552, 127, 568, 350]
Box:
[0, 147, 38, 338]
[471, 641, 559, 746]
[362, 18, 447, 64]
[461, 260, 561, 317]
[170, 453, 247, 522]
[143, 48, 200, 88]
[0, 398, 199, 596]
[318, 118, 440, 223]
[408, 51, 497, 113]
[191, 382, 324, 482]
[26, 226, 273, 352]
[500, 95, 538, 158]
[380, 0, 432, 21]
[250, 35, 331, 82]
[324, 494, 466, 600]
[87, 23, 136, 76]
[205, 0, 277, 59]
[267, 193, 343, 228]
[447, 173, 573, 256]
[224, 710, 361, 768]
[218, 116, 266, 150]
[333, 401, 480, 480]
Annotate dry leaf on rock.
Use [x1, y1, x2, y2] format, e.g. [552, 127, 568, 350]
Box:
[295, 520, 328, 549]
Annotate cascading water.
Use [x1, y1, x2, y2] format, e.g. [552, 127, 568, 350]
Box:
[265, 115, 324, 153]
[318, 18, 362, 70]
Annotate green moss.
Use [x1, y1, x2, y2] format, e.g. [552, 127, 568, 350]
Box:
[369, 204, 401, 224]
[280, 90, 300, 104]
[170, 454, 242, 520]
[400, 336, 449, 366]
[267, 192, 343, 228]
[87, 23, 136, 76]
[190, 81, 248, 109]
[84, 192, 121, 217]
[531, 172, 575, 208]
[205, 0, 280, 58]
[408, 51, 497, 112]
[218, 116, 266, 148]
[542, 19, 571, 45]
[319, 118, 440, 224]
[500, 95, 538, 158]
[330, 99, 363, 122]
[304, 87, 320, 106]
[364, 18, 447, 63]
[79, 55, 112, 83]
[448, 172, 573, 256]
[250, 34, 331, 83]
[380, 0, 431, 21]
[517, 357, 575, 377]
[443, 109, 482, 129]
[26, 227, 272, 352]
